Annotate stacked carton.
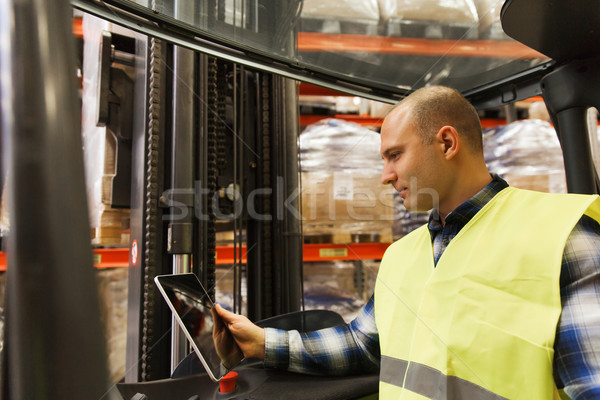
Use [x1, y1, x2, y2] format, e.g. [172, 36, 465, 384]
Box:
[302, 0, 380, 21]
[299, 0, 508, 40]
[484, 119, 567, 193]
[301, 0, 381, 35]
[82, 14, 130, 246]
[300, 119, 395, 243]
[303, 261, 366, 322]
[474, 0, 508, 39]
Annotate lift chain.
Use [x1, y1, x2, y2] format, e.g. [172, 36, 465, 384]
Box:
[260, 73, 273, 315]
[205, 56, 219, 301]
[140, 35, 162, 380]
[216, 60, 229, 172]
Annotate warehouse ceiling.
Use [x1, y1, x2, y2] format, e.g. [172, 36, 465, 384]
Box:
[72, 0, 555, 107]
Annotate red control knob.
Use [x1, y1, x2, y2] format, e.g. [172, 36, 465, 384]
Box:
[219, 371, 238, 393]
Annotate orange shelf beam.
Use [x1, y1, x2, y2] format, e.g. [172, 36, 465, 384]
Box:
[303, 243, 391, 262]
[215, 246, 247, 264]
[0, 243, 392, 271]
[333, 114, 384, 126]
[73, 17, 83, 38]
[298, 32, 547, 59]
[301, 114, 507, 129]
[520, 96, 544, 103]
[215, 243, 392, 263]
[300, 114, 383, 127]
[299, 83, 354, 97]
[92, 248, 131, 269]
[0, 249, 130, 271]
[480, 118, 508, 129]
[300, 114, 331, 126]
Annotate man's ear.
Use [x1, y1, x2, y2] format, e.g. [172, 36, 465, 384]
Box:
[436, 126, 459, 160]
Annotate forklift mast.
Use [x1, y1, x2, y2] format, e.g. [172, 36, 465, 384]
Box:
[125, 3, 303, 379]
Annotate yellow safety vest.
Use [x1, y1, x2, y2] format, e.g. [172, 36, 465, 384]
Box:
[375, 187, 600, 399]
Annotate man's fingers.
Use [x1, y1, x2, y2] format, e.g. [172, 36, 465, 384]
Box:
[211, 306, 224, 331]
[215, 304, 243, 335]
[215, 303, 237, 325]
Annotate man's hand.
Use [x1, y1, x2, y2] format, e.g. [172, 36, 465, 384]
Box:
[213, 304, 266, 360]
[211, 305, 244, 369]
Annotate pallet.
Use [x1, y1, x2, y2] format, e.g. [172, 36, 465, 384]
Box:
[385, 18, 477, 40]
[300, 16, 382, 36]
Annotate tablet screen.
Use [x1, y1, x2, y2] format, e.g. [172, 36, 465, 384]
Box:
[154, 273, 244, 381]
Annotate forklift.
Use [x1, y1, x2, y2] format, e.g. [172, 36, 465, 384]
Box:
[1, 0, 599, 399]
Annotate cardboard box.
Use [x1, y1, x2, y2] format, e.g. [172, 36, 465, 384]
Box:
[503, 172, 566, 194]
[301, 171, 395, 242]
[91, 207, 130, 246]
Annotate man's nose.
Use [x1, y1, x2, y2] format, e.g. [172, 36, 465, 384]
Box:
[381, 163, 396, 185]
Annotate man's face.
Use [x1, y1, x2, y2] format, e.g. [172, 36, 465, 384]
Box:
[380, 105, 444, 212]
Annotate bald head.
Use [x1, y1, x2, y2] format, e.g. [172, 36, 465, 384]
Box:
[392, 86, 483, 154]
[380, 86, 492, 218]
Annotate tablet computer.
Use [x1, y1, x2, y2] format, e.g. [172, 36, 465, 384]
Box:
[154, 273, 244, 382]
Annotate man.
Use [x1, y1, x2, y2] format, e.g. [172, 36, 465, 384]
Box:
[215, 86, 600, 399]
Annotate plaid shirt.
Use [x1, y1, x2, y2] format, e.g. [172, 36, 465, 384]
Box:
[264, 175, 600, 399]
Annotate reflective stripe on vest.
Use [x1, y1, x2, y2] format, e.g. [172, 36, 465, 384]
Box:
[375, 187, 600, 399]
[380, 356, 507, 400]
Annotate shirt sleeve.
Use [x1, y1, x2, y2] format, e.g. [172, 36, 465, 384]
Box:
[263, 296, 380, 375]
[555, 214, 600, 399]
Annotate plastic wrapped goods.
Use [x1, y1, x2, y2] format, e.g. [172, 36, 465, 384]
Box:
[385, 0, 478, 23]
[393, 193, 430, 239]
[474, 0, 508, 39]
[382, 0, 479, 39]
[214, 266, 247, 316]
[301, 0, 380, 21]
[483, 119, 567, 193]
[300, 119, 395, 243]
[303, 262, 366, 322]
[300, 0, 381, 35]
[300, 119, 384, 172]
[81, 14, 131, 245]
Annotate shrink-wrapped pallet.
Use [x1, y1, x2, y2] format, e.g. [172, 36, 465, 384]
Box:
[385, 0, 478, 22]
[81, 14, 130, 246]
[303, 261, 366, 322]
[300, 119, 395, 243]
[300, 0, 381, 35]
[474, 0, 507, 39]
[484, 119, 567, 193]
[302, 0, 380, 21]
[383, 0, 479, 38]
[393, 197, 429, 239]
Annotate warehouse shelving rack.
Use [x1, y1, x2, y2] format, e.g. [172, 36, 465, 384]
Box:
[0, 243, 391, 271]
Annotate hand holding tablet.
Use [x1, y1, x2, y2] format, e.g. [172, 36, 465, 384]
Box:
[154, 273, 245, 382]
[211, 305, 245, 369]
[212, 304, 266, 360]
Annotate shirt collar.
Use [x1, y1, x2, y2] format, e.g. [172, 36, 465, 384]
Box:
[428, 174, 509, 232]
